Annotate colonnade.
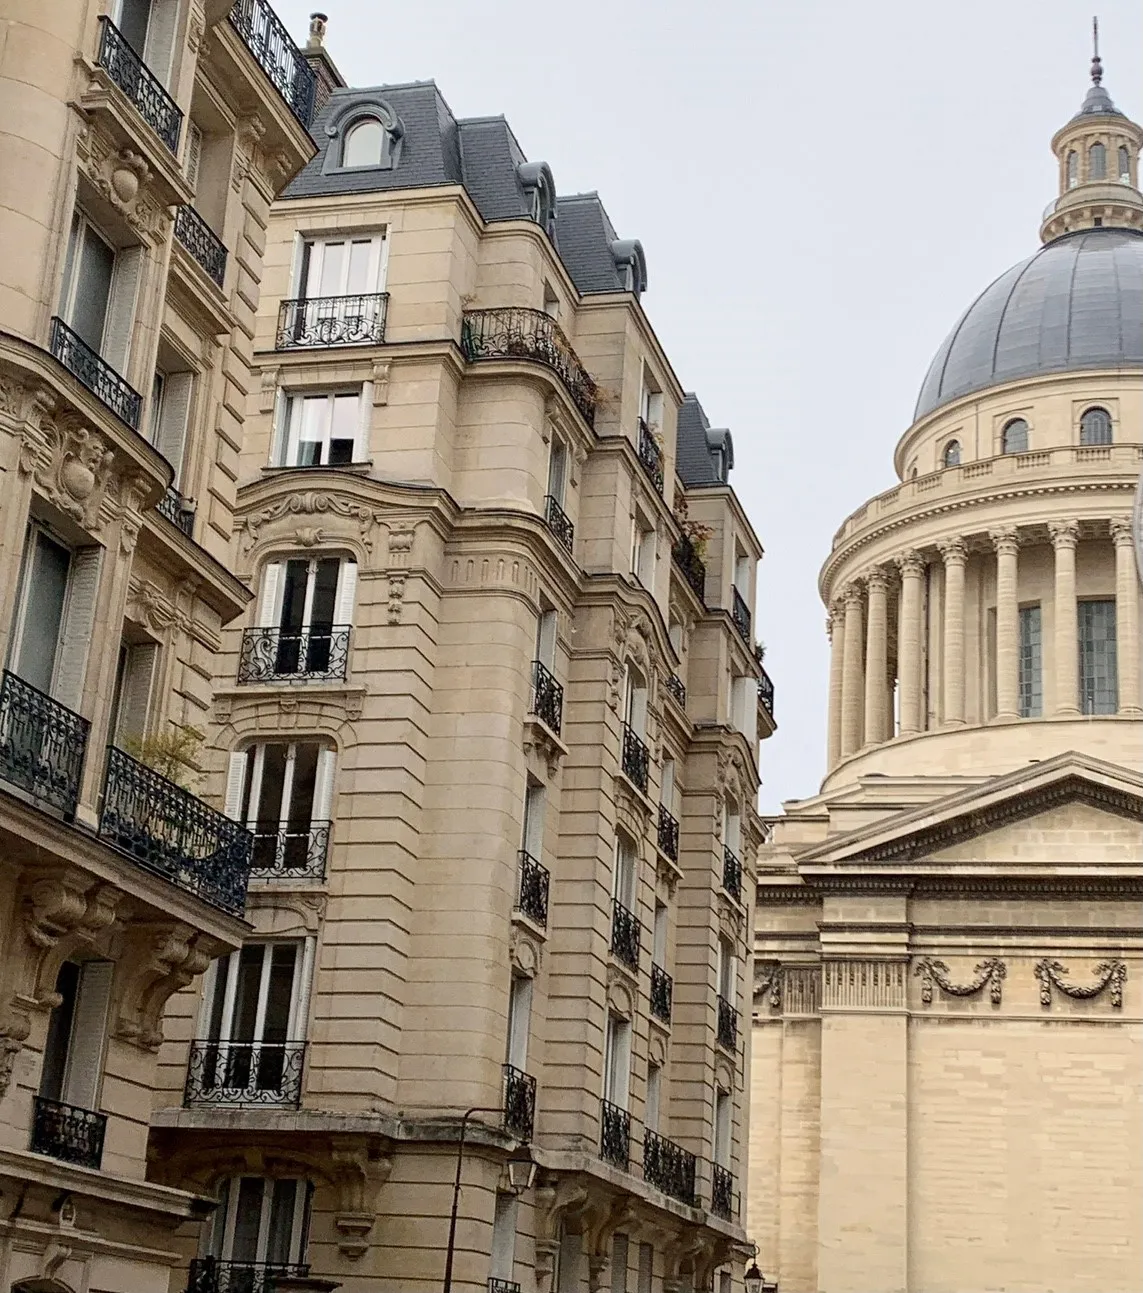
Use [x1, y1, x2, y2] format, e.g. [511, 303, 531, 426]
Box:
[826, 518, 1142, 767]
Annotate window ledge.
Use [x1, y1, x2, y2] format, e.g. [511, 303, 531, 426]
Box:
[262, 461, 374, 476]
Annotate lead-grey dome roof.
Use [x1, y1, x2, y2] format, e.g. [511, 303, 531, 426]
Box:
[915, 228, 1143, 420]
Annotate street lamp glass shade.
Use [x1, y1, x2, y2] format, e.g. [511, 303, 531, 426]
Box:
[506, 1143, 536, 1194]
[743, 1263, 764, 1293]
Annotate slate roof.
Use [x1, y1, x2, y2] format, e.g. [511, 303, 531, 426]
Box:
[676, 394, 734, 487]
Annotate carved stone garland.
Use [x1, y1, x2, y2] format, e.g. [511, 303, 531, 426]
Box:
[914, 956, 1007, 1006]
[1034, 958, 1126, 1008]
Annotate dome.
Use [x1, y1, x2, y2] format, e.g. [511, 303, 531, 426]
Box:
[914, 228, 1143, 420]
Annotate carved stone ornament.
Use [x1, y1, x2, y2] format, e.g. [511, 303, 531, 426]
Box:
[127, 577, 178, 632]
[386, 571, 406, 624]
[76, 126, 166, 242]
[606, 963, 635, 1017]
[523, 720, 563, 780]
[509, 924, 542, 977]
[114, 923, 217, 1050]
[241, 491, 385, 554]
[330, 1136, 394, 1259]
[754, 961, 783, 1011]
[20, 414, 116, 532]
[914, 956, 1007, 1006]
[1034, 958, 1126, 1008]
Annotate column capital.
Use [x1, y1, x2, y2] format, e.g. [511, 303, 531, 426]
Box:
[895, 548, 925, 578]
[1109, 516, 1135, 548]
[989, 526, 1020, 555]
[1048, 519, 1080, 550]
[865, 566, 892, 594]
[841, 582, 865, 608]
[937, 537, 968, 567]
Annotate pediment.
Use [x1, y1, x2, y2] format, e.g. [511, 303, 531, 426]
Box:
[923, 798, 1141, 865]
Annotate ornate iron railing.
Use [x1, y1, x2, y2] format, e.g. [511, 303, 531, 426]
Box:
[184, 1038, 306, 1107]
[643, 1129, 695, 1204]
[599, 1098, 630, 1168]
[650, 963, 673, 1024]
[157, 485, 195, 536]
[637, 418, 665, 494]
[276, 293, 388, 349]
[488, 1281, 521, 1293]
[722, 846, 743, 903]
[96, 16, 183, 153]
[657, 804, 679, 862]
[731, 587, 751, 642]
[716, 995, 739, 1052]
[174, 205, 227, 288]
[502, 1063, 536, 1139]
[711, 1164, 734, 1220]
[228, 0, 317, 127]
[30, 1095, 106, 1169]
[461, 308, 598, 427]
[0, 670, 89, 818]
[50, 316, 143, 430]
[187, 1257, 311, 1293]
[238, 625, 351, 682]
[611, 899, 641, 971]
[530, 660, 563, 735]
[759, 665, 775, 719]
[250, 822, 330, 880]
[664, 673, 686, 707]
[543, 494, 575, 555]
[672, 533, 706, 603]
[621, 723, 649, 793]
[99, 746, 252, 916]
[515, 850, 549, 928]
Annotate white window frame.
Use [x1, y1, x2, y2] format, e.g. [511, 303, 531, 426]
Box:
[717, 937, 736, 1002]
[208, 1176, 311, 1266]
[227, 741, 337, 852]
[294, 232, 389, 300]
[612, 834, 637, 912]
[274, 388, 371, 468]
[535, 605, 558, 672]
[547, 436, 568, 506]
[258, 556, 358, 632]
[644, 1064, 662, 1135]
[652, 901, 669, 967]
[713, 1088, 732, 1167]
[506, 973, 533, 1072]
[623, 665, 648, 739]
[603, 1013, 631, 1110]
[198, 939, 315, 1048]
[521, 779, 545, 858]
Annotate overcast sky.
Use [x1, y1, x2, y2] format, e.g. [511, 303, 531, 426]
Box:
[273, 0, 1141, 811]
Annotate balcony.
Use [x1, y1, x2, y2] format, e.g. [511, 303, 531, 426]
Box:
[637, 418, 665, 494]
[515, 849, 550, 928]
[50, 317, 143, 430]
[543, 494, 575, 555]
[276, 293, 388, 350]
[238, 625, 350, 683]
[187, 1258, 310, 1293]
[502, 1063, 537, 1139]
[0, 670, 89, 819]
[461, 307, 598, 427]
[600, 1098, 631, 1169]
[98, 746, 253, 916]
[184, 1038, 306, 1107]
[30, 1095, 106, 1170]
[530, 660, 564, 735]
[643, 1129, 695, 1205]
[650, 963, 673, 1025]
[157, 485, 195, 537]
[664, 673, 686, 707]
[711, 1164, 735, 1220]
[759, 665, 775, 719]
[672, 533, 706, 604]
[250, 822, 330, 881]
[621, 723, 649, 794]
[489, 1282, 522, 1293]
[174, 205, 227, 289]
[610, 899, 641, 971]
[722, 846, 743, 903]
[96, 17, 182, 154]
[731, 587, 751, 643]
[228, 0, 317, 127]
[716, 995, 739, 1053]
[657, 804, 679, 862]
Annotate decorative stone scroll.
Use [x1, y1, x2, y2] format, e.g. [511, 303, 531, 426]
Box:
[1034, 958, 1126, 1008]
[914, 956, 1007, 1006]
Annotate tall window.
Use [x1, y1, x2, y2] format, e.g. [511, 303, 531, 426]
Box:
[490, 1193, 519, 1285]
[623, 666, 648, 740]
[547, 435, 568, 507]
[1078, 600, 1118, 715]
[109, 639, 159, 745]
[717, 936, 736, 1003]
[652, 901, 668, 968]
[603, 1013, 631, 1110]
[731, 675, 757, 741]
[1119, 145, 1131, 182]
[645, 1063, 662, 1134]
[1018, 605, 1043, 718]
[713, 1088, 731, 1167]
[631, 518, 655, 588]
[1079, 406, 1113, 445]
[227, 742, 336, 875]
[274, 391, 365, 467]
[60, 210, 142, 371]
[289, 234, 387, 344]
[150, 370, 195, 485]
[506, 973, 533, 1072]
[535, 604, 557, 672]
[1089, 142, 1107, 181]
[342, 117, 386, 168]
[1001, 418, 1028, 454]
[257, 556, 357, 676]
[1066, 150, 1078, 188]
[296, 234, 385, 301]
[613, 834, 637, 913]
[39, 960, 113, 1113]
[206, 1177, 311, 1269]
[611, 1235, 629, 1293]
[942, 439, 961, 467]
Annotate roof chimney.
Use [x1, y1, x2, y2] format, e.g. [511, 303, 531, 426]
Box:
[302, 11, 346, 118]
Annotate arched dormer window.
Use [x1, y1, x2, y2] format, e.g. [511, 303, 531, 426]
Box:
[342, 117, 386, 168]
[610, 239, 648, 301]
[322, 99, 404, 176]
[1066, 150, 1078, 188]
[1089, 142, 1107, 181]
[1001, 418, 1029, 454]
[1118, 145, 1131, 183]
[1079, 406, 1113, 445]
[942, 439, 961, 468]
[517, 161, 557, 235]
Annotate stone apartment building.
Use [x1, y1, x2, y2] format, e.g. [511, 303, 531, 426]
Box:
[141, 18, 776, 1293]
[0, 0, 315, 1289]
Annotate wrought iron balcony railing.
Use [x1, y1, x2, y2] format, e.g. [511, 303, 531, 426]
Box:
[96, 16, 183, 153]
[488, 1281, 522, 1293]
[0, 670, 89, 819]
[643, 1129, 696, 1205]
[650, 962, 673, 1024]
[50, 316, 143, 430]
[621, 723, 649, 794]
[664, 672, 686, 707]
[174, 204, 228, 289]
[637, 418, 665, 494]
[530, 659, 563, 735]
[722, 846, 743, 903]
[502, 1063, 536, 1139]
[187, 1257, 311, 1293]
[276, 292, 389, 349]
[461, 307, 598, 427]
[250, 822, 330, 880]
[759, 665, 775, 719]
[30, 1095, 106, 1169]
[600, 1098, 631, 1169]
[228, 0, 317, 127]
[731, 587, 751, 643]
[672, 533, 706, 603]
[611, 899, 641, 971]
[716, 994, 739, 1053]
[238, 625, 350, 683]
[515, 849, 550, 928]
[157, 485, 195, 536]
[99, 746, 253, 916]
[657, 804, 679, 862]
[543, 494, 575, 555]
[711, 1164, 734, 1219]
[184, 1038, 306, 1107]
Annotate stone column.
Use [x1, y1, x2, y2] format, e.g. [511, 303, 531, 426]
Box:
[990, 526, 1020, 720]
[863, 569, 890, 745]
[827, 603, 844, 767]
[839, 583, 865, 758]
[895, 550, 924, 735]
[938, 538, 968, 726]
[1049, 520, 1080, 714]
[1110, 518, 1141, 713]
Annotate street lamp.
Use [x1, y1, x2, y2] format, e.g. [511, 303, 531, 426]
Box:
[744, 1257, 778, 1293]
[506, 1140, 537, 1194]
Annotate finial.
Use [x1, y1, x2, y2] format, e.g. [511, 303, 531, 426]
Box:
[1091, 15, 1103, 84]
[307, 12, 328, 49]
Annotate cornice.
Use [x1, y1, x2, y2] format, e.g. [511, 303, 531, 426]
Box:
[763, 875, 1143, 898]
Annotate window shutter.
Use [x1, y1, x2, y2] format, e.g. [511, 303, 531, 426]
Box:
[311, 747, 336, 823]
[115, 642, 158, 744]
[507, 975, 532, 1070]
[53, 546, 102, 711]
[258, 562, 283, 626]
[155, 372, 194, 483]
[101, 245, 144, 373]
[224, 750, 248, 820]
[142, 0, 179, 85]
[184, 121, 203, 188]
[610, 1236, 628, 1293]
[744, 678, 759, 745]
[62, 960, 113, 1110]
[355, 383, 372, 460]
[333, 561, 357, 627]
[270, 389, 290, 466]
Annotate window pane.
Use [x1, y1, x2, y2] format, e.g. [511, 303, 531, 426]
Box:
[288, 743, 319, 828]
[343, 119, 384, 168]
[309, 558, 340, 629]
[1018, 606, 1043, 718]
[279, 560, 311, 632]
[263, 943, 299, 1042]
[230, 1177, 265, 1261]
[231, 945, 265, 1040]
[1089, 142, 1106, 180]
[1080, 407, 1112, 445]
[1078, 600, 1118, 715]
[16, 530, 72, 693]
[257, 743, 289, 829]
[346, 239, 374, 294]
[315, 241, 345, 296]
[1002, 419, 1028, 453]
[329, 393, 358, 463]
[71, 224, 116, 351]
[266, 1180, 300, 1264]
[117, 0, 152, 54]
[297, 396, 328, 467]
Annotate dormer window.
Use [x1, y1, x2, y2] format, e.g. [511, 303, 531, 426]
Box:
[342, 117, 386, 168]
[322, 100, 403, 175]
[1089, 142, 1106, 181]
[1066, 151, 1078, 188]
[517, 162, 556, 234]
[609, 240, 648, 301]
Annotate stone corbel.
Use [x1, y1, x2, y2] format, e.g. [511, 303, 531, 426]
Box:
[371, 361, 391, 405]
[523, 718, 566, 780]
[533, 1176, 588, 1245]
[534, 1240, 561, 1293]
[331, 1137, 394, 1258]
[583, 1197, 638, 1282]
[113, 923, 219, 1050]
[260, 366, 280, 414]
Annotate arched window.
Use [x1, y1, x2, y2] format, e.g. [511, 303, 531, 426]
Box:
[1066, 150, 1078, 188]
[1079, 406, 1113, 445]
[1089, 142, 1106, 181]
[1001, 418, 1029, 454]
[1119, 145, 1131, 182]
[342, 117, 386, 168]
[942, 439, 961, 468]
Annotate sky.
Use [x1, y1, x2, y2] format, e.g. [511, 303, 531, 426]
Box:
[272, 0, 1142, 811]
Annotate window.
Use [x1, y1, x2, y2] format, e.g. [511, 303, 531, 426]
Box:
[506, 973, 533, 1072]
[546, 435, 568, 509]
[1078, 600, 1118, 715]
[611, 1235, 629, 1293]
[717, 937, 736, 1002]
[631, 519, 655, 589]
[652, 901, 668, 967]
[1079, 406, 1113, 445]
[275, 391, 365, 467]
[535, 604, 557, 673]
[942, 439, 961, 467]
[1018, 605, 1043, 718]
[150, 369, 195, 484]
[296, 234, 386, 302]
[604, 1013, 631, 1109]
[1066, 150, 1078, 188]
[60, 210, 141, 371]
[184, 120, 203, 187]
[39, 960, 113, 1112]
[542, 282, 560, 319]
[637, 1245, 653, 1293]
[713, 1088, 731, 1167]
[645, 1063, 662, 1134]
[639, 376, 663, 433]
[257, 556, 357, 676]
[613, 834, 637, 912]
[342, 117, 386, 168]
[521, 778, 545, 861]
[731, 675, 758, 743]
[491, 1193, 519, 1283]
[734, 550, 751, 597]
[1001, 418, 1028, 454]
[111, 0, 180, 80]
[227, 742, 336, 874]
[623, 665, 648, 739]
[660, 758, 676, 816]
[206, 1177, 311, 1268]
[109, 639, 158, 746]
[1119, 145, 1131, 182]
[724, 805, 741, 857]
[1089, 142, 1106, 181]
